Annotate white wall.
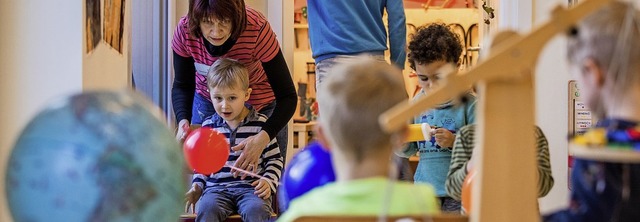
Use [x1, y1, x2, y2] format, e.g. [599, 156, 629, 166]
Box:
[246, 0, 267, 13]
[1, 1, 131, 221]
[0, 2, 83, 222]
[534, 0, 571, 214]
[490, 0, 571, 214]
[266, 0, 294, 73]
[497, 0, 532, 31]
[83, 0, 132, 90]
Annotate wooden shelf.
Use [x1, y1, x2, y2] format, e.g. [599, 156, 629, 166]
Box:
[286, 121, 317, 166]
[570, 143, 640, 163]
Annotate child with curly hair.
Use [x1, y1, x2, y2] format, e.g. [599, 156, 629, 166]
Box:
[397, 23, 476, 213]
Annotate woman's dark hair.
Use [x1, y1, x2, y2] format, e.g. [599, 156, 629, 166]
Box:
[188, 0, 247, 40]
[408, 23, 463, 70]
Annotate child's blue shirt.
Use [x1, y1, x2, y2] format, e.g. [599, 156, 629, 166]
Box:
[402, 91, 476, 197]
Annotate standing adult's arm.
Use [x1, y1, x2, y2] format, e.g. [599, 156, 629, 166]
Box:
[261, 139, 284, 193]
[231, 49, 296, 178]
[172, 51, 196, 124]
[231, 15, 296, 177]
[261, 49, 297, 140]
[386, 0, 407, 69]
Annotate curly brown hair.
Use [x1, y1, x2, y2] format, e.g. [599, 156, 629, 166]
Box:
[408, 23, 463, 70]
[188, 0, 247, 40]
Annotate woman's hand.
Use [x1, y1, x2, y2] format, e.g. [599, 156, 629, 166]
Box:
[184, 184, 203, 213]
[252, 178, 272, 199]
[434, 128, 455, 148]
[231, 130, 270, 179]
[176, 119, 191, 143]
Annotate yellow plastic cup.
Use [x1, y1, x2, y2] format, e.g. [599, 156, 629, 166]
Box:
[406, 124, 427, 142]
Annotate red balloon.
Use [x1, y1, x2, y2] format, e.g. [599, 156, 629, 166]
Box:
[183, 127, 230, 175]
[462, 168, 476, 214]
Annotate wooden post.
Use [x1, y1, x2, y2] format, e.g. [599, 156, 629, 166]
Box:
[473, 74, 538, 222]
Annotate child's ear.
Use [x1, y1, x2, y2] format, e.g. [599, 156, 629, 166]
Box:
[583, 58, 605, 87]
[314, 125, 331, 152]
[245, 88, 252, 101]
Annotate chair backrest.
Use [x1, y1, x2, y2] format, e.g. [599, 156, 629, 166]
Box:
[294, 214, 468, 222]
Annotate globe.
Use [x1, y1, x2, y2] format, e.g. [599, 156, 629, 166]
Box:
[5, 91, 186, 222]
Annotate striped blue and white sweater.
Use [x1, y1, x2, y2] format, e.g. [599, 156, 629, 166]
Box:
[192, 106, 283, 193]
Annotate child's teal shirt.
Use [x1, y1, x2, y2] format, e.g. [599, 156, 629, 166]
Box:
[402, 91, 476, 197]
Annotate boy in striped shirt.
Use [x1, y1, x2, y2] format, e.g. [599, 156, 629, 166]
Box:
[185, 58, 283, 222]
[445, 31, 554, 212]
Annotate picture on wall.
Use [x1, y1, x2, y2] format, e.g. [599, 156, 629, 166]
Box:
[86, 0, 101, 54]
[103, 0, 125, 54]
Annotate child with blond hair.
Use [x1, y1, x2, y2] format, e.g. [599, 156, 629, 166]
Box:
[278, 58, 439, 222]
[184, 58, 283, 222]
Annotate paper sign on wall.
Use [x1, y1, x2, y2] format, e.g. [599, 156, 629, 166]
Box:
[568, 80, 597, 190]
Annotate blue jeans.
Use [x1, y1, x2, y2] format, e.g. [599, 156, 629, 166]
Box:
[315, 53, 386, 90]
[196, 187, 273, 222]
[191, 93, 288, 161]
[439, 196, 461, 213]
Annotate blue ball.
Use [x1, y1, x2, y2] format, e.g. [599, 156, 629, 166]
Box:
[278, 141, 335, 211]
[5, 91, 185, 222]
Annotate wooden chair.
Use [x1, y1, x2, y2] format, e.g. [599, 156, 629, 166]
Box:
[179, 212, 277, 222]
[222, 212, 278, 222]
[179, 195, 279, 222]
[294, 214, 468, 222]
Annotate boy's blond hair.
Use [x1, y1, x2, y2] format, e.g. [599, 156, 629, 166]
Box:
[206, 58, 249, 90]
[568, 1, 640, 93]
[317, 58, 408, 163]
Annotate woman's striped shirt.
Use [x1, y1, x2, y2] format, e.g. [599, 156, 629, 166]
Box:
[172, 6, 280, 111]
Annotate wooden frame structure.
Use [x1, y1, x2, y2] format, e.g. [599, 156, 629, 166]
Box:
[379, 0, 614, 221]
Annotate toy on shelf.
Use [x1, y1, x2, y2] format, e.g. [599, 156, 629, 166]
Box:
[570, 126, 640, 163]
